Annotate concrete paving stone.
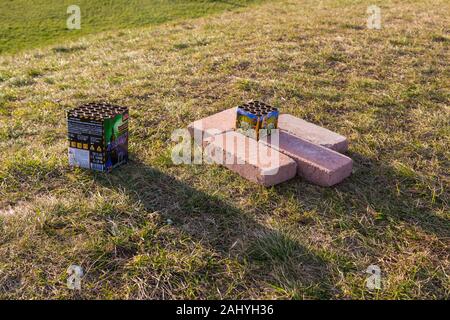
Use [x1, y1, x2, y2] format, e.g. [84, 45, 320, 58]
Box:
[260, 130, 352, 186]
[204, 131, 297, 186]
[188, 107, 236, 142]
[278, 114, 349, 153]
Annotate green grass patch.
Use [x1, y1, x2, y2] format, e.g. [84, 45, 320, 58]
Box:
[0, 0, 263, 54]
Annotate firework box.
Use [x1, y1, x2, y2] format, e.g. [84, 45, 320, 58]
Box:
[67, 102, 129, 172]
[235, 101, 279, 140]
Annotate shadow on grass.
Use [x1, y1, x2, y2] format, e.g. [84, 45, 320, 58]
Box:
[95, 160, 337, 299]
[346, 152, 449, 239]
[276, 151, 449, 239]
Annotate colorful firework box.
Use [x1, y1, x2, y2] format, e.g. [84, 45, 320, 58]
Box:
[67, 102, 129, 172]
[235, 101, 279, 140]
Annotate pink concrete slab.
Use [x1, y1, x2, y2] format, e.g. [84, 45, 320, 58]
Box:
[188, 107, 236, 141]
[204, 131, 297, 187]
[260, 131, 352, 186]
[278, 114, 348, 153]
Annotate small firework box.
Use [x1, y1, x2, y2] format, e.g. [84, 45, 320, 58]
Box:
[235, 101, 279, 140]
[67, 102, 129, 172]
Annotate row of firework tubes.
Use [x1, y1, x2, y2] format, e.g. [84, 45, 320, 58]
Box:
[68, 102, 128, 121]
[236, 100, 279, 140]
[237, 100, 278, 116]
[68, 100, 276, 120]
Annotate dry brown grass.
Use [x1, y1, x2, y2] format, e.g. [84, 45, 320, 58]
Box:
[0, 0, 449, 299]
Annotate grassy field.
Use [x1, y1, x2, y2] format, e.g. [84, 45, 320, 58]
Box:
[0, 0, 449, 299]
[0, 0, 262, 54]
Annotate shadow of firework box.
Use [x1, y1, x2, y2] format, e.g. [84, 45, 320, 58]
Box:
[67, 102, 129, 172]
[235, 101, 278, 140]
